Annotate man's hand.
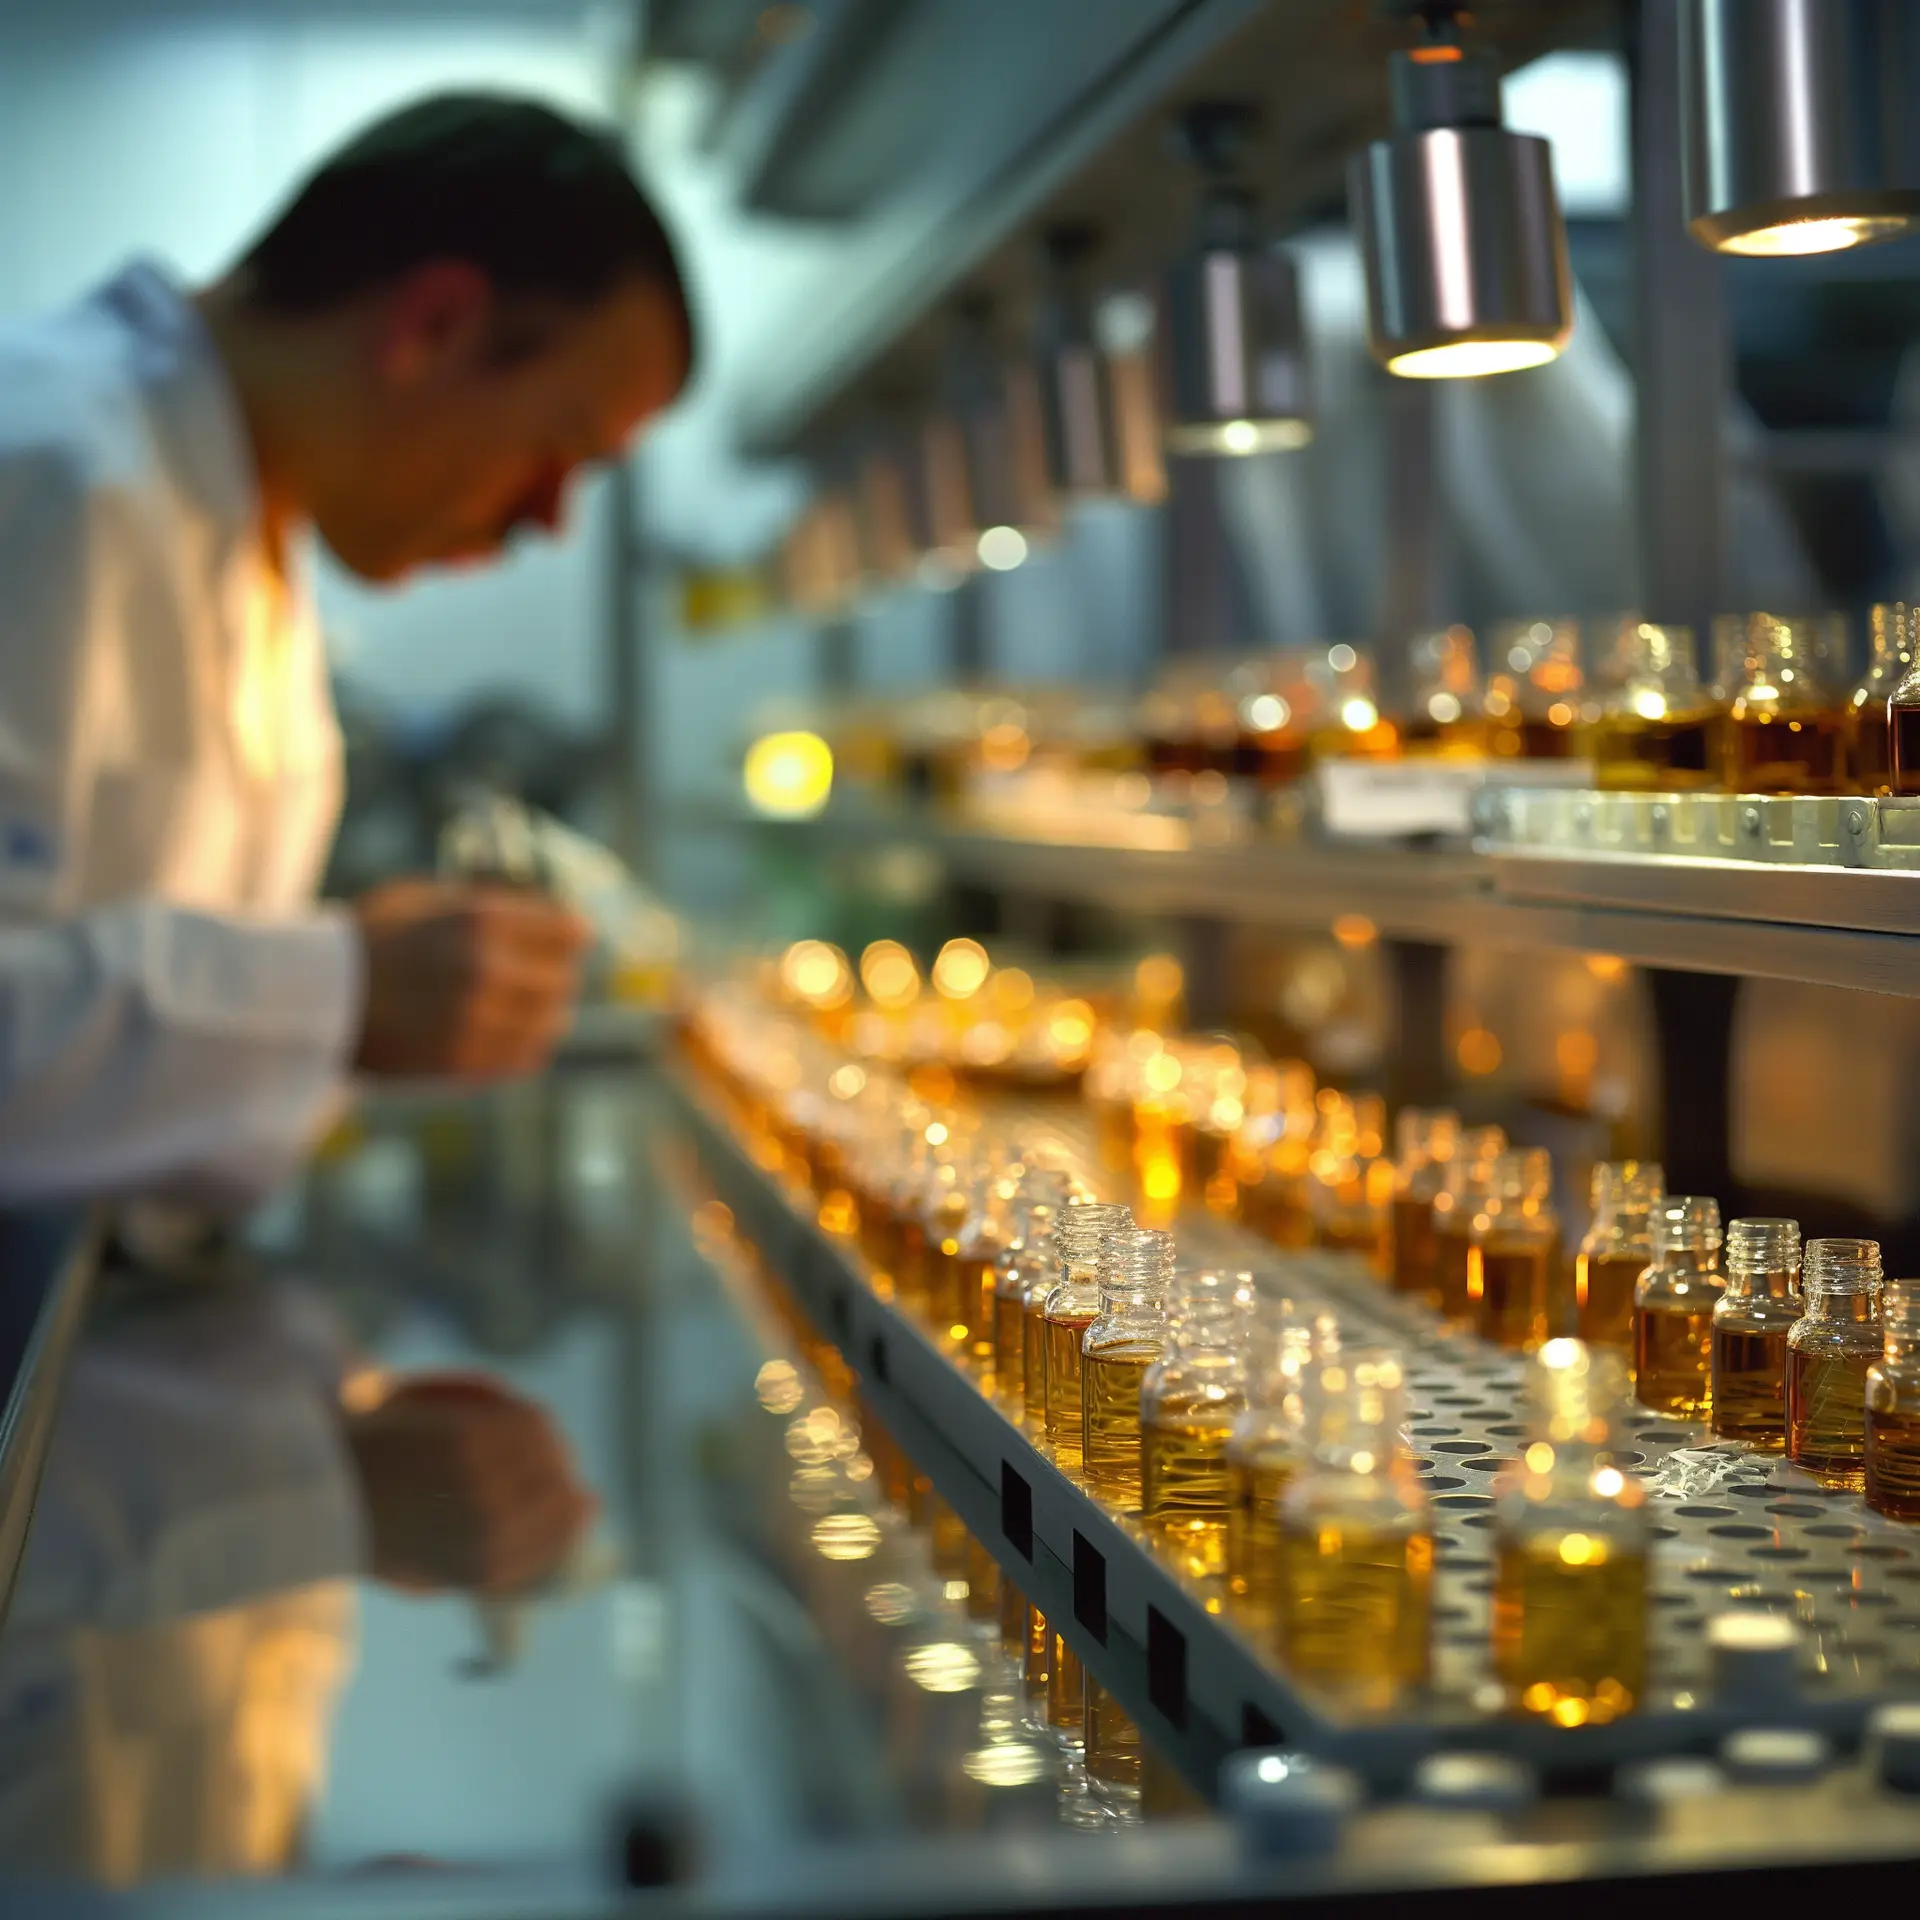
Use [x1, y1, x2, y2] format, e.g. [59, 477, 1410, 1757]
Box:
[352, 879, 590, 1079]
[342, 1373, 596, 1595]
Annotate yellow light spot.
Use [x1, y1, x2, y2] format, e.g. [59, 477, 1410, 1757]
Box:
[1141, 1153, 1182, 1202]
[1558, 1532, 1597, 1566]
[1522, 1681, 1557, 1712]
[1046, 1002, 1094, 1054]
[827, 1063, 867, 1099]
[744, 729, 834, 817]
[1332, 913, 1377, 949]
[1547, 701, 1573, 728]
[1556, 1030, 1598, 1076]
[1141, 1052, 1183, 1095]
[1630, 688, 1668, 721]
[818, 1191, 858, 1236]
[1593, 1466, 1625, 1498]
[1220, 418, 1261, 455]
[903, 1641, 981, 1692]
[811, 1513, 881, 1562]
[980, 722, 1030, 772]
[1551, 1696, 1591, 1728]
[1349, 1450, 1376, 1475]
[977, 525, 1028, 571]
[962, 1743, 1050, 1787]
[780, 939, 852, 1008]
[1386, 338, 1562, 379]
[863, 1581, 919, 1625]
[991, 968, 1036, 1013]
[1135, 953, 1184, 1006]
[1720, 213, 1912, 256]
[1341, 696, 1379, 731]
[861, 939, 921, 1008]
[1585, 953, 1627, 982]
[932, 938, 991, 1000]
[1525, 1442, 1556, 1474]
[1457, 1027, 1502, 1075]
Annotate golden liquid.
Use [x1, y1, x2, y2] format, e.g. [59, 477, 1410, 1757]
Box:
[999, 1574, 1027, 1659]
[1851, 700, 1894, 791]
[1047, 1632, 1086, 1734]
[1892, 702, 1920, 795]
[1866, 1407, 1920, 1520]
[1577, 1250, 1646, 1349]
[1787, 1346, 1871, 1489]
[1083, 1678, 1141, 1794]
[926, 1199, 969, 1333]
[1045, 1313, 1097, 1466]
[1518, 715, 1579, 760]
[1710, 1325, 1789, 1450]
[1022, 1294, 1051, 1428]
[1724, 709, 1847, 794]
[1492, 1536, 1645, 1724]
[894, 1218, 931, 1315]
[1635, 1304, 1714, 1416]
[1142, 1409, 1235, 1578]
[1391, 1193, 1439, 1302]
[1022, 1605, 1051, 1706]
[1471, 1238, 1553, 1351]
[1590, 712, 1717, 790]
[993, 1289, 1026, 1409]
[1434, 1218, 1475, 1322]
[953, 1253, 994, 1361]
[1276, 1522, 1432, 1710]
[1225, 1447, 1299, 1624]
[1082, 1346, 1156, 1504]
[1093, 1095, 1136, 1180]
[1320, 1217, 1384, 1264]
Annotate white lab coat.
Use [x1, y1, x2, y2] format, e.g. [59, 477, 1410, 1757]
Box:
[0, 260, 357, 1206]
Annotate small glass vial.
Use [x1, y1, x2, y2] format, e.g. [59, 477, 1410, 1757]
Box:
[1468, 1147, 1559, 1352]
[1866, 1279, 1920, 1520]
[1431, 1127, 1507, 1322]
[1275, 1347, 1433, 1711]
[1083, 1677, 1142, 1803]
[1709, 1219, 1803, 1451]
[1226, 1305, 1326, 1628]
[1576, 1160, 1663, 1349]
[1140, 1272, 1252, 1578]
[1890, 622, 1920, 796]
[1787, 1236, 1884, 1490]
[1398, 625, 1488, 756]
[1305, 643, 1398, 762]
[1389, 1108, 1460, 1301]
[1485, 616, 1585, 760]
[993, 1204, 1059, 1416]
[1492, 1339, 1648, 1725]
[1719, 611, 1847, 795]
[1633, 1197, 1726, 1418]
[1845, 602, 1915, 793]
[948, 1167, 1007, 1361]
[1031, 1202, 1130, 1451]
[1080, 1229, 1176, 1505]
[1587, 623, 1716, 791]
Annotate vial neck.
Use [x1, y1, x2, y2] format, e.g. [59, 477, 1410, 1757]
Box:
[1724, 1266, 1798, 1303]
[1806, 1287, 1878, 1325]
[1658, 1245, 1717, 1281]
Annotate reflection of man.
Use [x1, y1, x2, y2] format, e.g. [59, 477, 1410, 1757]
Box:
[0, 93, 694, 1880]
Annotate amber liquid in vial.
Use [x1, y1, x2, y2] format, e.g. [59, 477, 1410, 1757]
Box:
[1635, 1303, 1714, 1416]
[1518, 717, 1579, 760]
[1591, 714, 1716, 790]
[1022, 1295, 1051, 1428]
[1044, 1313, 1097, 1466]
[1082, 1346, 1156, 1503]
[993, 1290, 1026, 1407]
[1022, 1605, 1051, 1707]
[1047, 1631, 1086, 1735]
[1434, 1219, 1475, 1322]
[1142, 1407, 1236, 1578]
[1724, 710, 1847, 794]
[999, 1573, 1027, 1660]
[1275, 1523, 1433, 1709]
[1576, 1251, 1645, 1349]
[1710, 1325, 1789, 1450]
[1392, 1193, 1440, 1302]
[1787, 1347, 1871, 1489]
[1083, 1678, 1142, 1794]
[1491, 1537, 1645, 1725]
[953, 1254, 994, 1361]
[1472, 1240, 1552, 1352]
[894, 1217, 930, 1314]
[1225, 1447, 1297, 1622]
[1892, 704, 1920, 795]
[1866, 1408, 1920, 1519]
[1852, 703, 1894, 792]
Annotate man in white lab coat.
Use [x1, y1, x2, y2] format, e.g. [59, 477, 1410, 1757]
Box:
[0, 93, 695, 1877]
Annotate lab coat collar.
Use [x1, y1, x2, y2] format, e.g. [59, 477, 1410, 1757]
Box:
[91, 259, 262, 568]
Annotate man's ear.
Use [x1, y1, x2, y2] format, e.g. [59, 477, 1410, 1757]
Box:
[375, 260, 494, 391]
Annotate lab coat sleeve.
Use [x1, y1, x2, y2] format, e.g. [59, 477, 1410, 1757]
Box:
[0, 443, 362, 1204]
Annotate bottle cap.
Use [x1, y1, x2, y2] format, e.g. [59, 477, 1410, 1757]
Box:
[1719, 1727, 1830, 1784]
[1613, 1756, 1727, 1807]
[1411, 1751, 1537, 1812]
[1707, 1611, 1802, 1702]
[1868, 1701, 1920, 1793]
[1220, 1750, 1361, 1859]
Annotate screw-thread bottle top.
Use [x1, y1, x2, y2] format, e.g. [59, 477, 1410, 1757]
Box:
[1591, 1159, 1663, 1219]
[1655, 1195, 1722, 1257]
[1526, 1336, 1629, 1443]
[1056, 1202, 1132, 1271]
[1166, 1267, 1255, 1346]
[1305, 1346, 1408, 1470]
[1395, 1107, 1460, 1168]
[1882, 1279, 1920, 1358]
[1726, 1218, 1802, 1285]
[1803, 1236, 1883, 1300]
[1097, 1226, 1176, 1298]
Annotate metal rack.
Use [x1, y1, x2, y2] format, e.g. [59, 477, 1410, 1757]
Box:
[666, 1061, 1920, 1802]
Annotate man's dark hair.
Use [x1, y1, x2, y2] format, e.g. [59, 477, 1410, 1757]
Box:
[239, 92, 692, 362]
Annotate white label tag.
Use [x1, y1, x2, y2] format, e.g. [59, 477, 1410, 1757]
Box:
[1317, 758, 1594, 837]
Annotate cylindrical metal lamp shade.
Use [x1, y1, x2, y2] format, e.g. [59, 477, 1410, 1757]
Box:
[1681, 0, 1920, 256]
[1161, 247, 1312, 455]
[1038, 324, 1125, 498]
[1351, 126, 1571, 379]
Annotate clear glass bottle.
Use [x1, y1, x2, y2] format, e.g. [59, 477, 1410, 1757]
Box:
[1587, 623, 1717, 791]
[1275, 1347, 1432, 1712]
[1080, 1228, 1175, 1505]
[1398, 624, 1488, 757]
[1468, 1147, 1559, 1352]
[993, 1197, 1062, 1416]
[1720, 611, 1847, 794]
[1305, 643, 1398, 762]
[1787, 1236, 1884, 1490]
[1022, 1198, 1121, 1432]
[1140, 1272, 1252, 1578]
[1492, 1339, 1648, 1725]
[1633, 1197, 1726, 1418]
[1390, 1108, 1460, 1301]
[948, 1162, 1008, 1361]
[1431, 1126, 1507, 1322]
[1309, 1091, 1391, 1268]
[1040, 1203, 1134, 1468]
[1485, 616, 1585, 760]
[1225, 1304, 1327, 1628]
[1083, 1677, 1142, 1803]
[1709, 1218, 1803, 1451]
[1891, 625, 1920, 796]
[1576, 1160, 1664, 1349]
[1845, 603, 1915, 794]
[1866, 1279, 1920, 1520]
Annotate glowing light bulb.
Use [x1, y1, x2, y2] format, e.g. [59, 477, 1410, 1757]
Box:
[1386, 338, 1561, 379]
[976, 525, 1028, 571]
[743, 729, 834, 818]
[1720, 214, 1913, 257]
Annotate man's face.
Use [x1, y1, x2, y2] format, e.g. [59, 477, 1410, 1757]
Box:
[316, 271, 688, 583]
